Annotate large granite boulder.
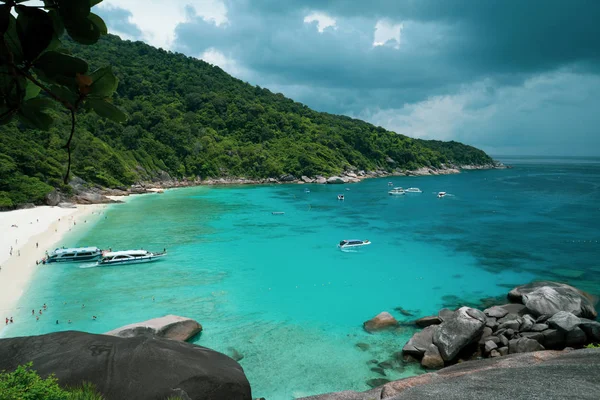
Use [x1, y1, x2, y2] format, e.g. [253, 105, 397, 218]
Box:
[0, 331, 251, 400]
[508, 337, 545, 354]
[402, 325, 437, 358]
[326, 176, 345, 184]
[363, 312, 398, 333]
[579, 319, 600, 341]
[105, 315, 202, 341]
[547, 311, 581, 332]
[508, 281, 597, 319]
[299, 348, 600, 400]
[432, 307, 486, 361]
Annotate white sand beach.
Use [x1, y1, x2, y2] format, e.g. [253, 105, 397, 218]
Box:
[0, 205, 106, 325]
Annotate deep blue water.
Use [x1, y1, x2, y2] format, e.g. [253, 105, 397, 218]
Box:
[4, 156, 600, 399]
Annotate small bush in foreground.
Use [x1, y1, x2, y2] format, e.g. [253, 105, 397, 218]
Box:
[0, 363, 104, 400]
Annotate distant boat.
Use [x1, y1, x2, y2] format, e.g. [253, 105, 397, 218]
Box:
[405, 187, 422, 193]
[45, 247, 103, 263]
[304, 188, 310, 193]
[337, 194, 345, 200]
[338, 239, 371, 249]
[388, 182, 394, 186]
[98, 249, 166, 266]
[388, 187, 405, 195]
[272, 211, 285, 215]
[438, 191, 447, 198]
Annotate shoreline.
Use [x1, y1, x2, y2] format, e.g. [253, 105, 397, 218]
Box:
[0, 204, 107, 334]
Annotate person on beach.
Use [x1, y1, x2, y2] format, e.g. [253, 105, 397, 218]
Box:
[36, 316, 39, 322]
[32, 310, 34, 315]
[5, 318, 7, 325]
[82, 304, 85, 309]
[36, 260, 39, 265]
[10, 317, 13, 323]
[92, 316, 97, 321]
[43, 303, 47, 310]
[56, 320, 59, 324]
[18, 250, 20, 256]
[36, 242, 38, 248]
[39, 310, 42, 315]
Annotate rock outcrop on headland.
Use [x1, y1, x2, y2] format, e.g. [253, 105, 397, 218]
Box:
[0, 331, 251, 400]
[105, 315, 202, 341]
[298, 348, 600, 400]
[400, 281, 599, 370]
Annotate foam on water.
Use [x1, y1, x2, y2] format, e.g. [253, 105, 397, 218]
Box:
[4, 157, 600, 399]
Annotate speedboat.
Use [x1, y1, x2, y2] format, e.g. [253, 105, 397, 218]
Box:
[272, 211, 285, 215]
[45, 247, 102, 263]
[388, 182, 394, 186]
[388, 187, 405, 195]
[437, 191, 447, 198]
[338, 239, 371, 249]
[304, 188, 310, 193]
[337, 194, 345, 200]
[405, 187, 422, 193]
[98, 249, 166, 266]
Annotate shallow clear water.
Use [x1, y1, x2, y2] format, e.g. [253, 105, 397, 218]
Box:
[4, 157, 600, 399]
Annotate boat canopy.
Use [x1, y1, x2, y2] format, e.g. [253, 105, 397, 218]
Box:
[50, 246, 100, 255]
[102, 250, 149, 258]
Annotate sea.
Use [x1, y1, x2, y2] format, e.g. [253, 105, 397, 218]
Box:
[3, 156, 600, 399]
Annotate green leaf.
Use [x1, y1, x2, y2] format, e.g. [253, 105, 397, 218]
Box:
[64, 16, 101, 45]
[0, 14, 23, 64]
[24, 79, 41, 101]
[89, 66, 118, 97]
[0, 4, 9, 34]
[15, 5, 55, 62]
[19, 98, 54, 130]
[48, 10, 65, 37]
[87, 98, 126, 123]
[49, 84, 78, 105]
[88, 12, 107, 35]
[34, 51, 89, 79]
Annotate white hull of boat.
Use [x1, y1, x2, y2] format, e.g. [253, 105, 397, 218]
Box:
[98, 253, 166, 266]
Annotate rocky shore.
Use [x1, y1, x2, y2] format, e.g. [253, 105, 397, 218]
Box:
[41, 161, 507, 206]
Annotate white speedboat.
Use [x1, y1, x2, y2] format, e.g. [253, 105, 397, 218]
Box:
[405, 187, 422, 193]
[337, 194, 345, 200]
[98, 249, 166, 266]
[388, 187, 405, 195]
[437, 191, 447, 198]
[338, 239, 371, 249]
[45, 247, 102, 264]
[304, 188, 310, 193]
[388, 182, 393, 186]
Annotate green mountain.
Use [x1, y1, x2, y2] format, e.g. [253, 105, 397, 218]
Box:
[0, 35, 493, 207]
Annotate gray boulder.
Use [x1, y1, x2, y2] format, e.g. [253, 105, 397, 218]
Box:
[438, 308, 455, 322]
[509, 281, 597, 319]
[45, 189, 62, 206]
[542, 329, 566, 349]
[566, 327, 587, 347]
[299, 349, 600, 400]
[508, 337, 545, 354]
[421, 344, 444, 369]
[484, 340, 498, 353]
[105, 315, 202, 342]
[483, 306, 509, 319]
[433, 307, 486, 361]
[498, 320, 520, 331]
[530, 323, 549, 332]
[579, 319, 600, 342]
[0, 331, 251, 400]
[326, 176, 345, 184]
[519, 314, 536, 332]
[402, 325, 438, 358]
[279, 174, 296, 182]
[547, 311, 581, 332]
[363, 312, 398, 332]
[415, 316, 441, 328]
[498, 303, 527, 315]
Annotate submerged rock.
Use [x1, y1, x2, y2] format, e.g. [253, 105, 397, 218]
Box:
[363, 312, 398, 333]
[355, 342, 370, 351]
[0, 331, 250, 400]
[415, 315, 441, 328]
[366, 378, 390, 388]
[105, 315, 202, 342]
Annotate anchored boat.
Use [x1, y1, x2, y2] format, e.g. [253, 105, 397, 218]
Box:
[98, 249, 166, 266]
[45, 247, 102, 263]
[388, 187, 405, 195]
[405, 187, 422, 193]
[338, 239, 371, 249]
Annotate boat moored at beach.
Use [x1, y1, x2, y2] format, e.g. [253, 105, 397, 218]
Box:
[98, 249, 166, 266]
[388, 187, 405, 195]
[45, 247, 102, 263]
[338, 239, 371, 249]
[405, 187, 422, 193]
[438, 191, 447, 198]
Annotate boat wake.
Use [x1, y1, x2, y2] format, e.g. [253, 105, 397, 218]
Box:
[78, 263, 99, 269]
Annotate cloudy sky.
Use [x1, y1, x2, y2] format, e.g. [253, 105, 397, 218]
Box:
[97, 0, 600, 156]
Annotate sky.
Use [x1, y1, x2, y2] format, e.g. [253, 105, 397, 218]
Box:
[96, 0, 600, 156]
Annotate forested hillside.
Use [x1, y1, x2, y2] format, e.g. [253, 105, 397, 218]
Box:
[0, 35, 493, 207]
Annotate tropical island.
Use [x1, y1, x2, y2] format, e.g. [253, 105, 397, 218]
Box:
[0, 33, 499, 208]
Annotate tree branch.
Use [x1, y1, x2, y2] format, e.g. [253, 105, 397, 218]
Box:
[17, 68, 75, 111]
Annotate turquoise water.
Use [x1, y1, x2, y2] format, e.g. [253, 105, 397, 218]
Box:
[4, 157, 600, 399]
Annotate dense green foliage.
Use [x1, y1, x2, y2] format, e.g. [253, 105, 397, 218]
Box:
[0, 34, 493, 206]
[0, 363, 104, 400]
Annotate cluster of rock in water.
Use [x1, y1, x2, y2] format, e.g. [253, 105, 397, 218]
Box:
[362, 281, 600, 373]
